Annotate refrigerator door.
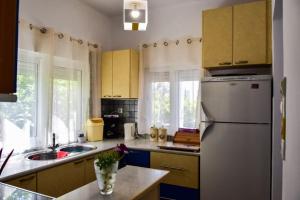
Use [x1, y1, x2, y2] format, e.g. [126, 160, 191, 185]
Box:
[201, 78, 271, 123]
[200, 122, 271, 200]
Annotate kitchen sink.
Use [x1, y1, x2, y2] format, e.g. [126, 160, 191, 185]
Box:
[59, 144, 97, 153]
[27, 144, 97, 161]
[27, 151, 69, 160]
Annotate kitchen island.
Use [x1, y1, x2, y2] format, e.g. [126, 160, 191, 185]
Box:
[57, 166, 169, 200]
[0, 182, 53, 199]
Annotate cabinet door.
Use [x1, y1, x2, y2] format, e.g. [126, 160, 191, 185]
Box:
[85, 156, 96, 184]
[0, 0, 18, 94]
[150, 152, 199, 189]
[101, 51, 113, 98]
[5, 173, 37, 192]
[267, 0, 272, 64]
[112, 50, 130, 98]
[233, 1, 267, 65]
[122, 149, 150, 168]
[203, 6, 233, 68]
[37, 159, 85, 197]
[130, 50, 139, 98]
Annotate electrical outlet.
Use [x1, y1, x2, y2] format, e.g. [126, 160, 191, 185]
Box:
[118, 108, 123, 113]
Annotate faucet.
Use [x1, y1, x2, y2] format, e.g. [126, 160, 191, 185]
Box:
[49, 133, 59, 152]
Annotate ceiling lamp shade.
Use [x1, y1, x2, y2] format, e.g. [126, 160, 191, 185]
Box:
[123, 0, 148, 31]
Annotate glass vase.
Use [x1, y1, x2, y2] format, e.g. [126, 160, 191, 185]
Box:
[94, 161, 119, 195]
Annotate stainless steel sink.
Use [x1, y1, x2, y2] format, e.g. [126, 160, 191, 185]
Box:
[59, 144, 97, 153]
[27, 144, 97, 161]
[27, 151, 67, 160]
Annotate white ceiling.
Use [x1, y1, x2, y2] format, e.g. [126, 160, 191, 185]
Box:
[80, 0, 200, 16]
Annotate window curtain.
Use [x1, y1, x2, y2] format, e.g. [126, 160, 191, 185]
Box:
[138, 37, 202, 135]
[16, 20, 99, 146]
[89, 48, 102, 118]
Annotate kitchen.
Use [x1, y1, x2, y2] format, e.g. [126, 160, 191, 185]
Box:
[0, 0, 299, 200]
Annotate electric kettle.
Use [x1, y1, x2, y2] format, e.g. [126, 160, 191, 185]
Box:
[124, 123, 135, 140]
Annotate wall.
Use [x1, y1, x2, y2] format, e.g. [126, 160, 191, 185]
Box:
[19, 0, 112, 50]
[110, 0, 255, 50]
[282, 0, 300, 200]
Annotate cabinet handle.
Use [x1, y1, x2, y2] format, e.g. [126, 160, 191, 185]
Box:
[113, 95, 122, 98]
[103, 95, 112, 98]
[19, 176, 35, 182]
[218, 62, 232, 65]
[235, 60, 249, 64]
[160, 197, 176, 200]
[86, 157, 95, 161]
[73, 160, 84, 165]
[159, 165, 186, 172]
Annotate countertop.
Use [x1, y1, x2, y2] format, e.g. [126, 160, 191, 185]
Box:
[0, 182, 53, 199]
[57, 166, 169, 200]
[0, 138, 199, 182]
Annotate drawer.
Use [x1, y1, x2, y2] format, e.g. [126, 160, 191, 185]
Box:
[5, 173, 37, 192]
[150, 152, 199, 189]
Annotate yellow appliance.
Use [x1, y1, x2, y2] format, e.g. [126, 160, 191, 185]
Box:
[86, 118, 104, 141]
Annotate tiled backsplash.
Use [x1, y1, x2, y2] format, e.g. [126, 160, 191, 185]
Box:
[101, 99, 138, 123]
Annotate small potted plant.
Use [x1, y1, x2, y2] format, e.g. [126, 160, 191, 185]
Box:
[94, 144, 128, 195]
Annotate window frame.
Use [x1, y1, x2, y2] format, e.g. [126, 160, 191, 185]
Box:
[51, 57, 84, 145]
[17, 50, 41, 140]
[148, 69, 200, 133]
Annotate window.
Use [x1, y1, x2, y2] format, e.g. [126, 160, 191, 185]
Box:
[149, 69, 200, 133]
[178, 71, 199, 128]
[52, 67, 82, 144]
[0, 60, 38, 155]
[151, 81, 170, 127]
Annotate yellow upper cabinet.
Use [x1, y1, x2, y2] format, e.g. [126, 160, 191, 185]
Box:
[202, 1, 272, 68]
[203, 6, 233, 68]
[233, 1, 267, 65]
[130, 50, 139, 98]
[267, 0, 272, 64]
[101, 49, 139, 99]
[113, 50, 131, 98]
[101, 51, 113, 98]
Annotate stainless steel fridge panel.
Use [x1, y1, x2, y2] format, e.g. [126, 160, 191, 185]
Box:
[201, 79, 272, 123]
[200, 123, 271, 200]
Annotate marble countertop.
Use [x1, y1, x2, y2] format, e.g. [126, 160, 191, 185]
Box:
[0, 182, 54, 199]
[0, 138, 199, 182]
[57, 166, 169, 200]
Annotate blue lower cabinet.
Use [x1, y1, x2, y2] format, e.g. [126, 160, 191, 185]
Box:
[160, 184, 200, 200]
[119, 149, 150, 168]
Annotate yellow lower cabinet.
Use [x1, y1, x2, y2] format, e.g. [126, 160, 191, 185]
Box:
[150, 152, 199, 189]
[5, 173, 37, 192]
[85, 156, 96, 184]
[37, 159, 85, 197]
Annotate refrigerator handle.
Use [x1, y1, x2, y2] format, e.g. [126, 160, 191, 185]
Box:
[200, 121, 214, 142]
[201, 101, 214, 122]
[200, 101, 215, 141]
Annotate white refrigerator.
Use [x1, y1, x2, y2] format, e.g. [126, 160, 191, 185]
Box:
[200, 75, 272, 200]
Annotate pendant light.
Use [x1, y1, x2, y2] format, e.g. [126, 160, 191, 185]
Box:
[123, 0, 148, 31]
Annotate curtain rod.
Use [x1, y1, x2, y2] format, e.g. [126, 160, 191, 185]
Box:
[24, 22, 99, 49]
[141, 37, 202, 48]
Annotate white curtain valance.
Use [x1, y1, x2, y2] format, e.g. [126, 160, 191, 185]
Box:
[142, 37, 202, 71]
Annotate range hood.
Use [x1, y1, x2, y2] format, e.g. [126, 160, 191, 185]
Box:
[0, 94, 17, 102]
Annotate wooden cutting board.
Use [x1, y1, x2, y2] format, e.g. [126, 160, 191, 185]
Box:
[173, 131, 200, 145]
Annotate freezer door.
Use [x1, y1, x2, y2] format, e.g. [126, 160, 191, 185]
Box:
[200, 123, 271, 200]
[201, 79, 271, 123]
